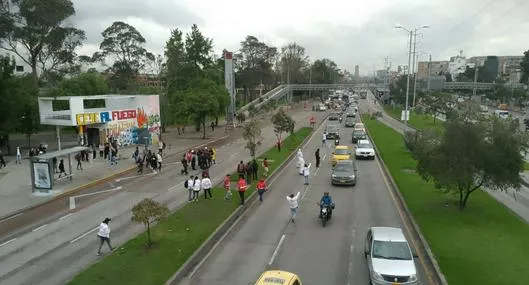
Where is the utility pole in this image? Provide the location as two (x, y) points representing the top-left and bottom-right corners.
(411, 30), (418, 108)
(309, 63), (312, 98)
(473, 66), (478, 97)
(427, 54), (432, 92)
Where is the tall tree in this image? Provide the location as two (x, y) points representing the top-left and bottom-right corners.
(93, 21), (154, 91)
(422, 92), (455, 123)
(242, 118), (263, 158)
(279, 43), (309, 84)
(0, 0), (85, 81)
(184, 24), (213, 83)
(521, 50), (529, 84)
(271, 108), (295, 151)
(53, 71), (109, 96)
(308, 58), (340, 84)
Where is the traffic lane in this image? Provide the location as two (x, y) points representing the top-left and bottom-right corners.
(269, 141), (430, 284)
(188, 117), (328, 285)
(0, 110), (322, 285)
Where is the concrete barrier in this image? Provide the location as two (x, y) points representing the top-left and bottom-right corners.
(165, 114), (329, 285)
(361, 115), (448, 285)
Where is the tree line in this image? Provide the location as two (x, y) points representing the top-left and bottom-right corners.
(0, 0), (344, 150)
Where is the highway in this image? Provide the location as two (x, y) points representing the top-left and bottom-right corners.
(186, 106), (433, 285)
(0, 109), (325, 285)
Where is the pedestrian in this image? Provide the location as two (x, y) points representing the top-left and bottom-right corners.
(75, 152), (83, 170)
(92, 145), (97, 159)
(296, 149), (304, 168)
(212, 147), (217, 164)
(156, 152), (163, 172)
(237, 175), (247, 205)
(181, 155), (188, 175)
(302, 163), (312, 185)
(237, 161), (246, 179)
(298, 156), (305, 175)
(186, 175), (194, 202)
(136, 155), (144, 174)
(315, 148), (320, 168)
(322, 132), (327, 147)
(133, 146), (139, 161)
(246, 161), (253, 184)
(224, 174), (232, 200)
(286, 192), (301, 223)
(202, 174), (213, 199)
(158, 140), (164, 156)
(192, 176), (201, 202)
(0, 151), (6, 168)
(211, 121), (215, 131)
(16, 146), (21, 164)
(99, 144), (104, 158)
(257, 177), (267, 202)
(252, 159), (259, 180)
(262, 158), (269, 177)
(191, 151), (196, 170)
(96, 217), (114, 256)
(58, 159), (66, 177)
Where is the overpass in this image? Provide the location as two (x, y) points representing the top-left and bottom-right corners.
(443, 81), (525, 91)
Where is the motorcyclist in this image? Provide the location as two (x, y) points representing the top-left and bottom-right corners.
(319, 192), (334, 218)
(339, 116), (343, 123)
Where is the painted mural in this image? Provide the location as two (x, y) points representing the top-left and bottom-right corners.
(76, 95), (161, 147)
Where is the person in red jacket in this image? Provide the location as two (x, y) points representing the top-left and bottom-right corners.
(237, 175), (248, 205)
(256, 178), (267, 202)
(224, 174), (232, 200)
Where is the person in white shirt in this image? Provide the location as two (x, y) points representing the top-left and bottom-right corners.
(302, 163), (312, 185)
(201, 175), (213, 199)
(298, 157), (305, 175)
(156, 152), (163, 172)
(97, 217), (113, 256)
(322, 133), (327, 147)
(16, 146), (21, 164)
(296, 149), (304, 168)
(186, 175), (194, 202)
(192, 176), (201, 202)
(286, 192), (301, 223)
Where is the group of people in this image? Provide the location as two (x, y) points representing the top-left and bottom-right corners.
(295, 149), (312, 185)
(180, 147), (216, 175)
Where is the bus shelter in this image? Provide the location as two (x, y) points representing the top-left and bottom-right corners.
(30, 146), (89, 193)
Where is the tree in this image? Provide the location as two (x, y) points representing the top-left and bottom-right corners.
(53, 71), (109, 96)
(521, 50), (529, 84)
(271, 108), (295, 151)
(184, 24), (213, 83)
(0, 55), (21, 153)
(93, 21), (154, 91)
(164, 28), (186, 92)
(131, 198), (169, 247)
(422, 92), (455, 123)
(389, 75), (408, 105)
(278, 43), (309, 84)
(242, 118), (263, 158)
(413, 111), (526, 210)
(0, 0), (85, 81)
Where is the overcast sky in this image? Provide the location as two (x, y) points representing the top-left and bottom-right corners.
(69, 0), (529, 75)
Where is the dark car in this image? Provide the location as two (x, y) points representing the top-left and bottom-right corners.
(329, 113), (340, 121)
(331, 159), (357, 186)
(352, 129), (367, 143)
(325, 125), (340, 140)
(344, 117), (355, 127)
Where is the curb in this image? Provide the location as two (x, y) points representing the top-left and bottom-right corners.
(361, 115), (448, 285)
(165, 114), (328, 285)
(0, 135), (231, 223)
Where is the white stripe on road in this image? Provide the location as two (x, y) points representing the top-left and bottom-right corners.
(0, 238), (17, 247)
(322, 153), (327, 160)
(70, 227), (98, 244)
(115, 172), (157, 182)
(59, 213), (73, 220)
(32, 224), (48, 232)
(0, 213), (23, 223)
(313, 167), (320, 176)
(268, 234), (286, 265)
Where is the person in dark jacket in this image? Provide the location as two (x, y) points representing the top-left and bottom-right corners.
(251, 159), (259, 180)
(246, 161), (253, 184)
(315, 148), (321, 168)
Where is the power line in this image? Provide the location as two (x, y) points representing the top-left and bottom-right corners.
(448, 0), (497, 32)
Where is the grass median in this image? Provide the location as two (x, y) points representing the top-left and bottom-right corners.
(67, 127), (313, 285)
(384, 106), (444, 133)
(362, 115), (529, 285)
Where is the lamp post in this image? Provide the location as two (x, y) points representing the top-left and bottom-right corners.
(395, 25), (429, 130)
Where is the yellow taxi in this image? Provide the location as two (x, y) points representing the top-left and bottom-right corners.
(255, 270), (302, 285)
(331, 145), (353, 166)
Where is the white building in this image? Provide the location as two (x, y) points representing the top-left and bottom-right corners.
(448, 51), (468, 77)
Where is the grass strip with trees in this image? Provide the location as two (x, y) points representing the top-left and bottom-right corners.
(66, 127), (313, 285)
(362, 115), (529, 285)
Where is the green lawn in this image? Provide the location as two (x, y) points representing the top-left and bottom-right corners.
(67, 127), (313, 285)
(363, 115), (529, 285)
(384, 106), (444, 134)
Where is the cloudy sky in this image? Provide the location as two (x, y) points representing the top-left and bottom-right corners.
(69, 0), (529, 75)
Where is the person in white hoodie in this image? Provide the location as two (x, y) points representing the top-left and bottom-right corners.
(201, 174), (213, 199)
(296, 149), (304, 168)
(186, 175), (194, 202)
(97, 217), (113, 256)
(286, 192), (301, 223)
(302, 163), (312, 185)
(192, 176), (201, 202)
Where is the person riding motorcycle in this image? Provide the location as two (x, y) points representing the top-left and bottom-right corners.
(339, 116), (343, 123)
(319, 192), (334, 218)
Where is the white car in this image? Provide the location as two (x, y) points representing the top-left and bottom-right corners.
(355, 139), (375, 160)
(353, 123), (365, 132)
(318, 103), (327, 111)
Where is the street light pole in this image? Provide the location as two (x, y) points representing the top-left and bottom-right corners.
(411, 30), (418, 108)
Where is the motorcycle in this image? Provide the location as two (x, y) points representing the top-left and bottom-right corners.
(339, 116), (343, 123)
(318, 203), (334, 227)
(334, 139), (340, 146)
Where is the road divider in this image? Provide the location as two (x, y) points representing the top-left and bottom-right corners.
(0, 238), (16, 247)
(268, 234), (286, 266)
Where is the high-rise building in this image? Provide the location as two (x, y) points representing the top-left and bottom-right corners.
(354, 65), (359, 77)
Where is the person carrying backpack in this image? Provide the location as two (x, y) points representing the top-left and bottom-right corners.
(237, 161), (246, 179)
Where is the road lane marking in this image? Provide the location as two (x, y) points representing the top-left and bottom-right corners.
(115, 172), (157, 182)
(268, 234), (286, 265)
(32, 224), (48, 232)
(375, 157), (437, 285)
(59, 213), (73, 220)
(0, 213), (23, 223)
(313, 167), (320, 176)
(0, 238), (16, 247)
(70, 227), (98, 244)
(347, 242), (355, 285)
(322, 153), (327, 160)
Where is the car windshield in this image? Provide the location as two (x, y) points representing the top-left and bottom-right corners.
(372, 240), (412, 260)
(357, 142), (371, 149)
(334, 163), (354, 172)
(335, 149), (351, 155)
(353, 131), (365, 137)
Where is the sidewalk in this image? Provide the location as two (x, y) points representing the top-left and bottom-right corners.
(0, 124), (232, 219)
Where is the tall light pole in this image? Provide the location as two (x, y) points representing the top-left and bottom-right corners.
(411, 27), (429, 108)
(395, 25), (429, 130)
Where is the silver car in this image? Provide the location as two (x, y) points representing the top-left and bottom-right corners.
(364, 227), (419, 285)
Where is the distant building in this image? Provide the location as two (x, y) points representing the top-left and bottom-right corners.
(448, 51), (467, 77)
(354, 65), (359, 78)
(417, 61), (449, 78)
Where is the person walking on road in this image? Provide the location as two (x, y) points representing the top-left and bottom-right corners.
(251, 159), (259, 181)
(302, 163), (312, 185)
(286, 192), (301, 223)
(75, 152), (83, 170)
(181, 154), (189, 175)
(224, 174), (232, 200)
(16, 146), (21, 164)
(262, 158), (269, 177)
(322, 133), (327, 148)
(237, 175), (248, 205)
(186, 175), (194, 202)
(315, 148), (321, 168)
(192, 176), (201, 202)
(237, 161), (246, 179)
(58, 159), (66, 177)
(257, 177), (267, 202)
(156, 152), (163, 172)
(97, 217), (114, 256)
(202, 174), (213, 199)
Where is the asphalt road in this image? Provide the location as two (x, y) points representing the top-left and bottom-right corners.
(0, 109), (325, 285)
(186, 111), (431, 285)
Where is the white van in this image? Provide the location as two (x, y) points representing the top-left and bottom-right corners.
(494, 109), (509, 119)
